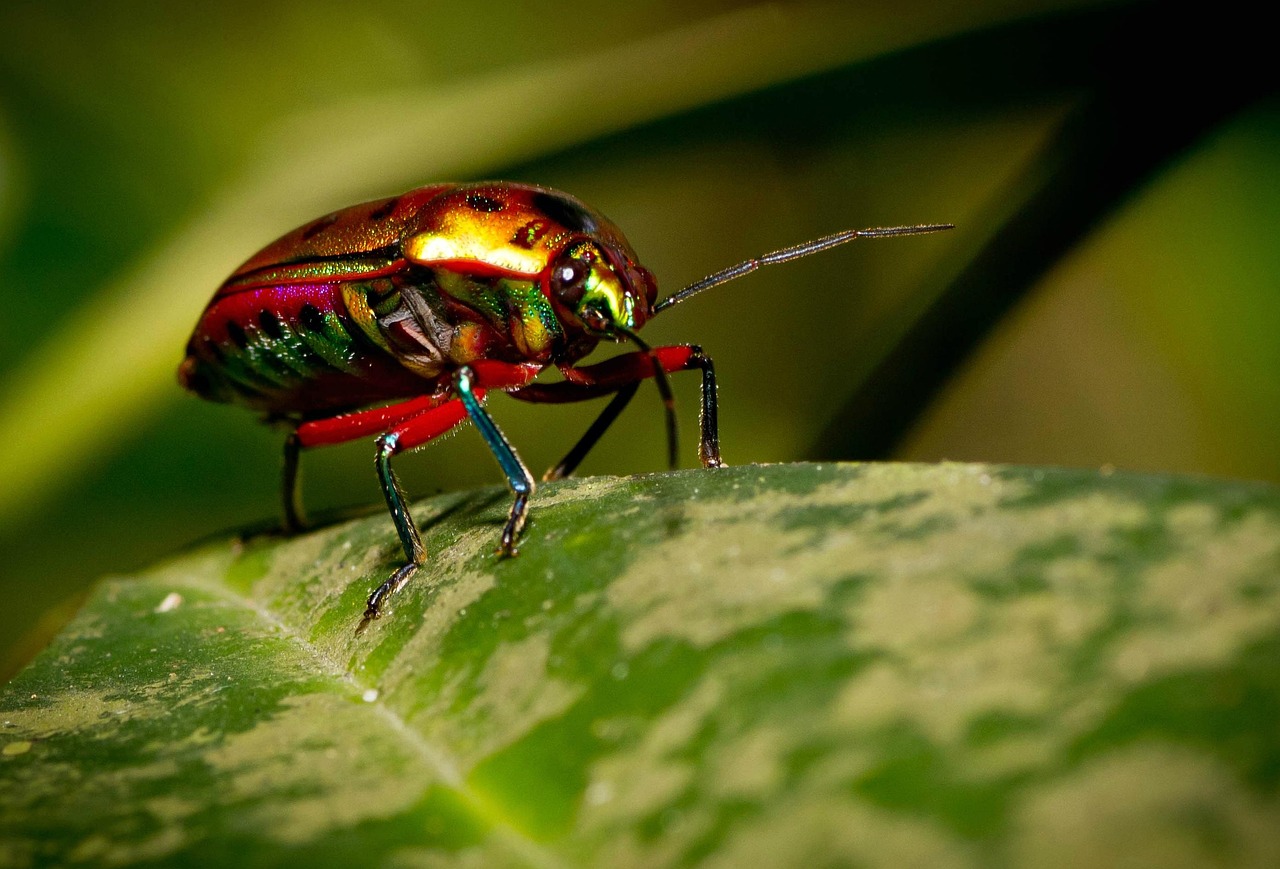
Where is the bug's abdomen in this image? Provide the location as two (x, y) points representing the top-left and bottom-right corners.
(180, 281), (434, 416)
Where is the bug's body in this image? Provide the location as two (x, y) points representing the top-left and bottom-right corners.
(181, 183), (648, 416)
(180, 180), (949, 631)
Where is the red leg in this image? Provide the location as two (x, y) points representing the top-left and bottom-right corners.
(295, 394), (447, 448)
(381, 394), (476, 451)
(554, 346), (699, 395)
(288, 362), (543, 631)
(466, 359), (544, 391)
(286, 362), (539, 536)
(508, 345), (702, 403)
(293, 361), (537, 449)
(508, 345), (722, 475)
(281, 393), (446, 531)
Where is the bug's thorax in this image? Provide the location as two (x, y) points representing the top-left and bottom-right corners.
(394, 182), (658, 361)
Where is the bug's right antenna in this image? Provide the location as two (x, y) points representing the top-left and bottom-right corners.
(652, 223), (953, 315)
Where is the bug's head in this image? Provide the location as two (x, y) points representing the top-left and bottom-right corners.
(544, 239), (657, 340)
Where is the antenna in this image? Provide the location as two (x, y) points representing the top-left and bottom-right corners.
(652, 223), (953, 315)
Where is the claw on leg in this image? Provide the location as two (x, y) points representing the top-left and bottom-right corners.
(498, 491), (530, 557)
(357, 561), (419, 635)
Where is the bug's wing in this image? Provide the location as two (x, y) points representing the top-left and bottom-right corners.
(217, 184), (456, 295)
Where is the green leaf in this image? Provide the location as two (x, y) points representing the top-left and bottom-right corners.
(4, 463), (1280, 866)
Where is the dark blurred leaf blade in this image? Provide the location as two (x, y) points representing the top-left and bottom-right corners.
(897, 98), (1280, 480)
(811, 3), (1277, 462)
(4, 463), (1280, 865)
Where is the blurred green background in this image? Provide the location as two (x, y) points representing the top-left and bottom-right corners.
(0, 0), (1274, 678)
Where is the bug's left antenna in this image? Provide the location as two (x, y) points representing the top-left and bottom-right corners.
(652, 223), (953, 315)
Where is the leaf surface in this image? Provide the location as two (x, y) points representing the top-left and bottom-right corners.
(4, 462), (1280, 867)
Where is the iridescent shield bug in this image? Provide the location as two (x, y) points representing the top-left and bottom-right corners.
(180, 181), (949, 630)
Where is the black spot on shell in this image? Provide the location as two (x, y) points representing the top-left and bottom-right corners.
(258, 311), (285, 339)
(369, 197), (399, 220)
(333, 313), (365, 345)
(365, 278), (398, 305)
(532, 191), (598, 234)
(299, 303), (329, 333)
(226, 321), (250, 349)
(465, 193), (505, 213)
(302, 212), (340, 240)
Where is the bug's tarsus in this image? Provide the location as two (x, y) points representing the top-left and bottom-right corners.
(358, 562), (417, 635)
(500, 491), (531, 556)
(652, 223), (954, 314)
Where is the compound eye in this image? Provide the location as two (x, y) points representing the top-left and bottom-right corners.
(548, 256), (589, 307)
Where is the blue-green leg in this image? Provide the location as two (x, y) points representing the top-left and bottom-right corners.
(355, 430), (430, 633)
(454, 365), (535, 556)
(356, 398), (473, 631)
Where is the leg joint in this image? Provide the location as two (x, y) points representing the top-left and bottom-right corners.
(685, 345), (713, 369)
(375, 431), (400, 459)
(452, 364), (476, 394)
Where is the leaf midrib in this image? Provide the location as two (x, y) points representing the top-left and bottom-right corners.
(161, 565), (571, 869)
